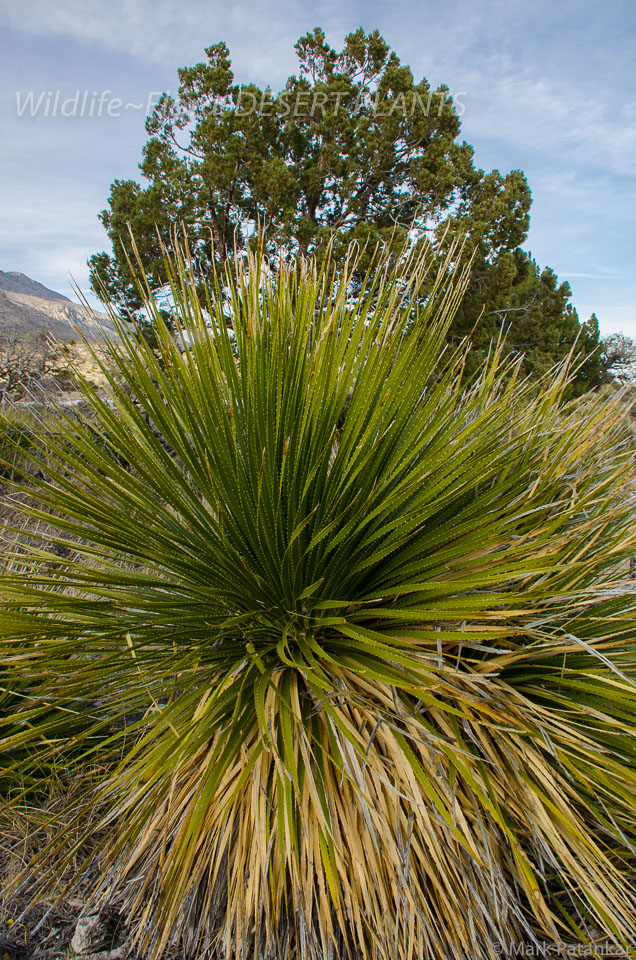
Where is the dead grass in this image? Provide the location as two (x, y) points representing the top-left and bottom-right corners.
(0, 771), (111, 959)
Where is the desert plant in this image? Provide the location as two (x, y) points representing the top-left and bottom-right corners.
(1, 239), (636, 960)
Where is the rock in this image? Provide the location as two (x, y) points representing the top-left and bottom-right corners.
(70, 912), (130, 959)
(71, 914), (102, 954)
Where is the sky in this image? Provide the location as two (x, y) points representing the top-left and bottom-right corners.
(0, 0), (634, 336)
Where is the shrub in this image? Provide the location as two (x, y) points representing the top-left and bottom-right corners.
(0, 406), (38, 482)
(1, 240), (636, 960)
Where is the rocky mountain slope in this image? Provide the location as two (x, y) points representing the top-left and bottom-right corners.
(0, 269), (71, 302)
(0, 269), (117, 342)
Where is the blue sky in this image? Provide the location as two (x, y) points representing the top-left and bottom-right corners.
(0, 0), (634, 336)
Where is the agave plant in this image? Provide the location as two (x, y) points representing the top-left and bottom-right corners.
(1, 239), (636, 960)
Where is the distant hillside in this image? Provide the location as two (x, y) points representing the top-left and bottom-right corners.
(0, 270), (117, 343)
(0, 269), (71, 303)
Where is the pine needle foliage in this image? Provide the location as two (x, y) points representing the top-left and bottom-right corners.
(1, 239), (636, 960)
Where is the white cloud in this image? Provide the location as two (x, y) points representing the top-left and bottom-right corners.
(560, 272), (626, 280)
(0, 0), (349, 78)
(449, 56), (636, 179)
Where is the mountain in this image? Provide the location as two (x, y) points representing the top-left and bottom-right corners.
(0, 270), (71, 303)
(0, 270), (117, 342)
